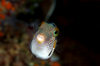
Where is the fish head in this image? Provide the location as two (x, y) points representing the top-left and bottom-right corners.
(30, 22), (59, 59)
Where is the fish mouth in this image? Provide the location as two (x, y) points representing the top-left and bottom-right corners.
(47, 39), (56, 56)
(30, 37), (56, 59)
(48, 49), (53, 56)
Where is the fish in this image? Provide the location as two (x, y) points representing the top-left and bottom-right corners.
(30, 22), (59, 59)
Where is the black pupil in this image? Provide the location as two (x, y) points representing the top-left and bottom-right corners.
(55, 31), (58, 34)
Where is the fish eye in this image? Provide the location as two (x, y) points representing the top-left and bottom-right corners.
(52, 23), (56, 27)
(54, 30), (59, 37)
(54, 27), (59, 37)
(55, 31), (58, 34)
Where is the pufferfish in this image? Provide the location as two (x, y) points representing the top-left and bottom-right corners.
(30, 22), (59, 59)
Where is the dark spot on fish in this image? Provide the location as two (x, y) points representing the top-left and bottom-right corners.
(52, 23), (56, 27)
(48, 50), (52, 56)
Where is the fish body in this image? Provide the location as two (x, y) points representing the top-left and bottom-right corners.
(30, 22), (59, 59)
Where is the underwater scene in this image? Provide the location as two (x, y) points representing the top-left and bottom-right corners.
(0, 0), (100, 66)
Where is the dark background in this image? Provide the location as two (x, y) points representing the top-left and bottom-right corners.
(0, 0), (100, 66)
(48, 0), (100, 65)
(51, 0), (100, 53)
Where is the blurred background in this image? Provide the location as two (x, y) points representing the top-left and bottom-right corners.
(0, 0), (100, 66)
